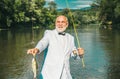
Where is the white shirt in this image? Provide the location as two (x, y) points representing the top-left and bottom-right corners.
(36, 29), (76, 79)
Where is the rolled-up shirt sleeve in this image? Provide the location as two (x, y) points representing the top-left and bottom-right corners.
(35, 30), (49, 54)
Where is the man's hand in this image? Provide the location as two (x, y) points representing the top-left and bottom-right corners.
(27, 48), (39, 55)
(77, 48), (84, 57)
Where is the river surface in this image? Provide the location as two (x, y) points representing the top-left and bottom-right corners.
(0, 25), (120, 79)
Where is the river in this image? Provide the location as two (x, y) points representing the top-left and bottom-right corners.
(0, 25), (120, 79)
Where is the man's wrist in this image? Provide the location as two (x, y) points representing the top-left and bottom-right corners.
(35, 48), (40, 53)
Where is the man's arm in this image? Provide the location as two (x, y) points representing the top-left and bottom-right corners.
(27, 30), (49, 55)
(71, 36), (84, 58)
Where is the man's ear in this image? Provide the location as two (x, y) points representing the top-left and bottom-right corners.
(66, 22), (69, 27)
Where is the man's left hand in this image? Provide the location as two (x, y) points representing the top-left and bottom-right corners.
(77, 48), (84, 56)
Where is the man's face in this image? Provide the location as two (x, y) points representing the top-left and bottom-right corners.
(55, 16), (68, 32)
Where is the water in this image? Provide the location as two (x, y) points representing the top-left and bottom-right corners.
(0, 26), (120, 79)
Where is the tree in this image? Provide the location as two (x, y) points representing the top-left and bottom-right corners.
(95, 0), (120, 29)
(0, 0), (15, 27)
(0, 0), (57, 28)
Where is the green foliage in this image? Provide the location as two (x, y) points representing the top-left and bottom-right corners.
(2, 0), (120, 29)
(0, 0), (57, 28)
(114, 3), (120, 17)
(95, 0), (120, 29)
(60, 8), (99, 28)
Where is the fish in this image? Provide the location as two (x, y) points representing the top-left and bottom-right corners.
(32, 54), (38, 79)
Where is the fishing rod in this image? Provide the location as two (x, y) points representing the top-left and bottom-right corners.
(65, 0), (85, 68)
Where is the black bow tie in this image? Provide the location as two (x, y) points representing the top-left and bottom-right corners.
(58, 32), (65, 36)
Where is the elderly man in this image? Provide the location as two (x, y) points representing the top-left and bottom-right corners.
(27, 15), (84, 79)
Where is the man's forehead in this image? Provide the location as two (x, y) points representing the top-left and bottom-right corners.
(56, 16), (67, 21)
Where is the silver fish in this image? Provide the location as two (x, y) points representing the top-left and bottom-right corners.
(32, 55), (38, 79)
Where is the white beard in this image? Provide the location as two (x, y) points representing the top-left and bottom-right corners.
(55, 26), (67, 33)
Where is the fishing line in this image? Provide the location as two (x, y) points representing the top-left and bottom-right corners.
(65, 0), (85, 68)
(31, 11), (35, 44)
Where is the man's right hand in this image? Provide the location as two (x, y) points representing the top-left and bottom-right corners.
(27, 48), (39, 55)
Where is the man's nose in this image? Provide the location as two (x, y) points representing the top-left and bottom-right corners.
(59, 22), (63, 25)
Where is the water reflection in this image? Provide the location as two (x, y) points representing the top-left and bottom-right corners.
(99, 30), (120, 79)
(0, 29), (44, 79)
(70, 26), (109, 79)
(0, 26), (120, 79)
